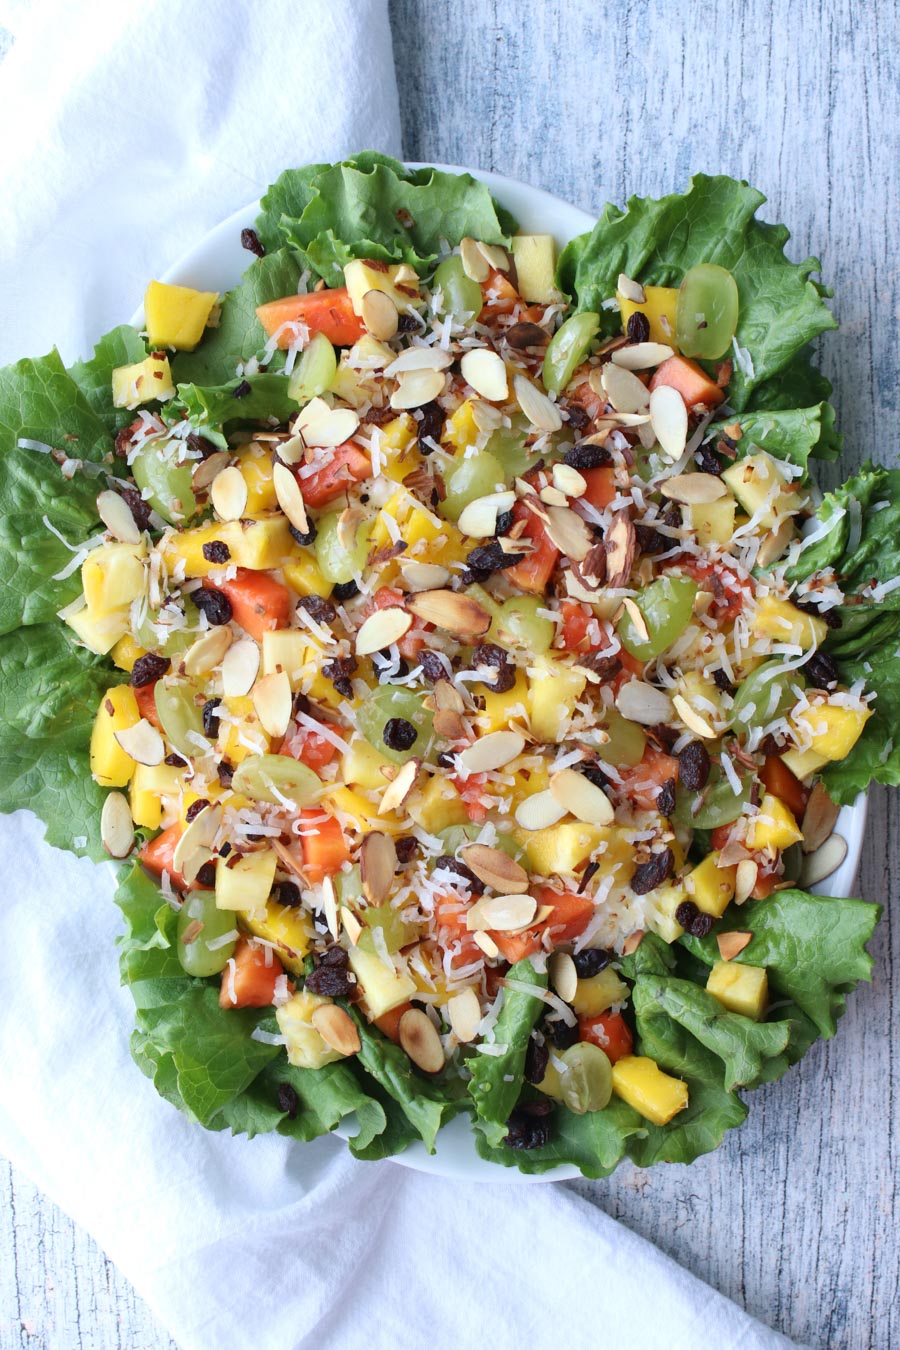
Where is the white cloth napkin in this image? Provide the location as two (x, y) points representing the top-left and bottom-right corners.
(0, 4), (800, 1346)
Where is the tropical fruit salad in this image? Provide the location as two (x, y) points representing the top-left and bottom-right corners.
(2, 155), (895, 1176)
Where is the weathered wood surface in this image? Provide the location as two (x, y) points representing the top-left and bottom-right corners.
(1, 1), (898, 1346)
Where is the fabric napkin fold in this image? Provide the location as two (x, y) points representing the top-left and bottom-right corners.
(0, 2), (800, 1345)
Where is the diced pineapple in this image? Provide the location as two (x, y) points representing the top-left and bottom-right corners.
(260, 630), (309, 688)
(748, 793), (803, 851)
(282, 551), (331, 598)
(144, 280), (218, 351)
(66, 603), (130, 655)
(347, 946), (417, 1019)
(276, 990), (344, 1069)
(111, 353), (175, 408)
(675, 669), (726, 728)
(644, 882), (689, 943)
(369, 489), (442, 553)
(707, 960), (768, 1020)
(110, 632), (146, 673)
(511, 234), (558, 303)
(406, 773), (469, 833)
(343, 259), (421, 315)
(781, 745), (829, 780)
(752, 594), (827, 651)
(90, 685), (141, 787)
(215, 849), (278, 916)
(523, 822), (630, 879)
(690, 496), (736, 547)
(327, 785), (405, 835)
(477, 669), (530, 734)
(611, 1054), (689, 1125)
(617, 285), (679, 346)
(791, 701), (872, 762)
(528, 660), (586, 742)
(241, 899), (314, 975)
(341, 738), (395, 793)
(162, 517), (293, 578)
(443, 398), (479, 453)
(82, 541), (147, 615)
(238, 450), (278, 516)
(231, 516), (295, 571)
(721, 453), (795, 530)
(130, 761), (186, 828)
(217, 694), (270, 764)
(331, 336), (397, 409)
(571, 967), (629, 1016)
(685, 851), (737, 918)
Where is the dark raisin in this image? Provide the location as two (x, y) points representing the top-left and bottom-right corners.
(634, 522), (666, 554)
(277, 1083), (299, 1119)
(494, 509), (515, 536)
(663, 504), (682, 529)
(563, 403), (590, 431)
(165, 752), (188, 768)
(331, 579), (359, 602)
(275, 881), (302, 908)
(202, 698), (222, 737)
(120, 486), (152, 531)
(322, 656), (357, 700)
(380, 657), (410, 684)
(542, 1016), (579, 1050)
(186, 432), (219, 458)
(305, 947), (352, 997)
(195, 862), (217, 888)
(793, 598), (842, 631)
(675, 900), (699, 929)
(397, 312), (421, 333)
(436, 750), (455, 769)
(631, 847), (674, 895)
(298, 594), (336, 624)
(289, 521), (318, 547)
(690, 912), (715, 938)
(433, 855), (484, 894)
(420, 650), (450, 683)
(217, 760), (234, 787)
(241, 227), (265, 257)
(202, 540), (231, 564)
(459, 566), (491, 586)
(649, 722), (680, 753)
(626, 311), (651, 344)
(465, 540), (524, 574)
(504, 321), (548, 350)
(576, 652), (622, 682)
(394, 836), (419, 865)
(517, 1097), (553, 1118)
(185, 798), (209, 824)
(565, 443), (611, 471)
(678, 740), (711, 791)
(219, 842), (232, 859)
(572, 947), (611, 978)
(130, 653), (171, 687)
(657, 777), (677, 817)
(193, 588), (233, 626)
(712, 668), (734, 694)
(416, 401), (445, 452)
(577, 859), (600, 894)
(805, 651), (839, 690)
(232, 379), (252, 398)
(505, 1107), (552, 1151)
(472, 642), (516, 693)
(524, 1037), (549, 1085)
(580, 762), (609, 790)
(695, 444), (722, 476)
(383, 717), (417, 751)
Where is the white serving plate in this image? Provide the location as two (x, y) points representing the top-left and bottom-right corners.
(147, 165), (866, 1183)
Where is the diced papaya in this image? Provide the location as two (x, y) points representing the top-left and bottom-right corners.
(297, 443), (371, 508)
(578, 1011), (634, 1064)
(760, 755), (808, 822)
(219, 935), (284, 1008)
(650, 356), (724, 410)
(299, 810), (349, 883)
(504, 507), (560, 593)
(203, 567), (292, 640)
(256, 287), (365, 348)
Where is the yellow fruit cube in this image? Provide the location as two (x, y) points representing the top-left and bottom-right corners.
(216, 849), (278, 917)
(326, 785), (405, 835)
(340, 738), (395, 793)
(748, 793), (803, 851)
(752, 595), (827, 651)
(260, 630), (309, 688)
(111, 353), (175, 408)
(611, 1054), (689, 1125)
(282, 550), (330, 598)
(707, 960), (768, 1020)
(217, 694), (271, 764)
(523, 822), (617, 878)
(644, 883), (689, 944)
(510, 234), (558, 303)
(347, 946), (416, 1019)
(571, 968), (629, 1016)
(477, 669), (530, 734)
(343, 259), (421, 314)
(536, 1059), (565, 1101)
(406, 773), (469, 833)
(721, 454), (795, 530)
(231, 516), (294, 571)
(443, 398), (479, 452)
(144, 280), (218, 351)
(82, 541), (147, 616)
(791, 701), (872, 762)
(276, 991), (344, 1069)
(66, 603), (130, 655)
(617, 285), (679, 346)
(90, 685), (141, 787)
(129, 761), (186, 829)
(690, 496), (736, 547)
(528, 660), (586, 742)
(110, 633), (146, 673)
(781, 745), (829, 781)
(685, 851), (737, 918)
(238, 451), (278, 516)
(241, 899), (313, 975)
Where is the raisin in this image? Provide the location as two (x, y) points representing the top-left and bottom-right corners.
(712, 668), (734, 694)
(690, 912), (715, 938)
(805, 651), (839, 689)
(504, 321), (548, 350)
(114, 427), (135, 458)
(436, 750), (456, 769)
(305, 947), (352, 997)
(524, 1037), (549, 1085)
(202, 540), (231, 564)
(185, 798), (209, 823)
(626, 311), (651, 344)
(165, 752), (188, 768)
(130, 653), (171, 687)
(331, 580), (359, 602)
(505, 1107), (552, 1151)
(695, 444), (722, 476)
(580, 762), (609, 790)
(275, 881), (302, 908)
(572, 948), (611, 978)
(289, 521), (318, 547)
(232, 379), (252, 398)
(193, 588), (233, 626)
(394, 836), (419, 865)
(217, 760), (234, 787)
(542, 1015), (579, 1050)
(202, 698), (222, 737)
(631, 847), (674, 895)
(465, 540), (524, 574)
(219, 842), (232, 859)
(634, 522), (666, 555)
(277, 1083), (299, 1119)
(420, 650), (450, 683)
(416, 401), (445, 452)
(383, 717), (417, 751)
(298, 595), (336, 624)
(679, 740), (711, 791)
(186, 432), (219, 459)
(195, 862), (217, 888)
(120, 486), (152, 531)
(322, 656), (357, 700)
(459, 566), (491, 586)
(241, 227), (265, 257)
(794, 597), (842, 631)
(494, 509), (515, 536)
(576, 652), (622, 682)
(564, 403), (591, 432)
(472, 642), (516, 693)
(433, 855), (484, 894)
(657, 777), (676, 817)
(397, 312), (421, 334)
(565, 443), (611, 471)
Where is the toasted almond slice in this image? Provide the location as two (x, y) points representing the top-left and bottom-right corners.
(617, 273), (645, 303)
(661, 473), (728, 505)
(605, 510), (637, 588)
(433, 679), (465, 713)
(385, 347), (454, 376)
(271, 838), (305, 881)
(252, 671), (293, 737)
(458, 729), (525, 774)
(114, 718), (165, 766)
(477, 241), (510, 272)
(755, 516), (796, 567)
(621, 929), (644, 956)
(312, 1003), (361, 1057)
(543, 504), (593, 561)
(460, 236), (491, 282)
(801, 782), (841, 854)
(390, 367), (447, 410)
(277, 433), (307, 466)
(600, 363), (651, 414)
(672, 694), (717, 739)
(467, 893), (537, 932)
(210, 465), (248, 521)
(549, 951), (578, 1003)
(181, 845), (215, 886)
(172, 802), (223, 873)
(340, 906), (363, 946)
(615, 680), (675, 726)
(183, 624), (233, 677)
(406, 589), (491, 637)
(458, 490), (516, 539)
(446, 987), (482, 1043)
(100, 791), (135, 858)
(472, 929), (500, 959)
(361, 288), (399, 341)
(637, 419), (658, 450)
(322, 875), (339, 939)
(295, 398), (360, 448)
(355, 606), (412, 656)
(222, 638), (261, 698)
(470, 399), (505, 434)
(622, 597), (649, 641)
(461, 348), (509, 402)
(734, 858), (758, 904)
(514, 373), (563, 432)
(717, 930), (752, 961)
(514, 789), (568, 831)
(800, 833), (848, 888)
(532, 904), (555, 925)
(550, 768), (614, 825)
(398, 1008), (445, 1073)
(360, 830), (398, 905)
(378, 758), (420, 815)
(611, 342), (675, 371)
(461, 843), (530, 894)
(649, 385), (688, 460)
(433, 709), (467, 739)
(552, 462), (587, 497)
(539, 486), (569, 507)
(336, 506), (366, 553)
(191, 450), (232, 491)
(97, 489), (141, 543)
(273, 461), (310, 533)
(400, 561), (451, 591)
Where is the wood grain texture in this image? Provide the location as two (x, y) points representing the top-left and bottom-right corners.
(2, 1), (898, 1347)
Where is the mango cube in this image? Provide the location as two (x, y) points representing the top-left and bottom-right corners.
(111, 353), (175, 408)
(406, 773), (469, 833)
(443, 399), (479, 453)
(748, 793), (803, 851)
(722, 454), (794, 530)
(110, 632), (146, 674)
(781, 745), (829, 781)
(238, 451), (278, 516)
(90, 685), (141, 787)
(341, 738), (396, 793)
(82, 541), (147, 616)
(571, 967), (629, 1016)
(752, 594), (827, 651)
(707, 960), (768, 1020)
(347, 946), (416, 1019)
(644, 882), (689, 944)
(215, 849), (278, 917)
(685, 851), (737, 918)
(528, 660), (586, 742)
(282, 550), (331, 598)
(611, 1055), (689, 1125)
(791, 701), (872, 762)
(343, 259), (421, 315)
(617, 285), (678, 346)
(144, 280), (218, 351)
(477, 669), (530, 734)
(690, 496), (736, 547)
(242, 899), (314, 975)
(129, 761), (186, 829)
(276, 990), (343, 1069)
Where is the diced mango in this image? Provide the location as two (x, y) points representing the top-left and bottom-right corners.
(523, 822), (630, 880)
(282, 550), (331, 598)
(528, 660), (586, 742)
(326, 785), (406, 835)
(90, 685), (141, 788)
(791, 701), (872, 763)
(721, 453), (795, 530)
(341, 738), (395, 793)
(111, 353), (175, 408)
(276, 990), (343, 1069)
(477, 669), (530, 734)
(406, 773), (469, 833)
(690, 496), (736, 547)
(343, 259), (421, 315)
(369, 489), (443, 553)
(617, 285), (679, 347)
(685, 851), (737, 918)
(217, 694), (271, 764)
(129, 761), (186, 829)
(82, 541), (147, 616)
(144, 280), (218, 351)
(110, 632), (146, 673)
(644, 882), (689, 944)
(611, 1054), (689, 1125)
(216, 849), (278, 917)
(748, 793), (803, 851)
(238, 450), (278, 516)
(347, 946), (417, 1019)
(443, 398), (479, 453)
(511, 234), (558, 304)
(707, 960), (768, 1020)
(571, 968), (629, 1016)
(536, 1059), (565, 1101)
(162, 517), (294, 578)
(752, 595), (827, 651)
(241, 899), (314, 975)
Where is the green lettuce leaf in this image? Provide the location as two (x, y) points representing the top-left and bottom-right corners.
(176, 372), (299, 429)
(352, 1012), (461, 1153)
(69, 326), (148, 434)
(468, 959), (548, 1147)
(474, 1095), (645, 1179)
(709, 401), (840, 469)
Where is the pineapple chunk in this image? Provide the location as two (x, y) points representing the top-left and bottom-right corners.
(690, 496), (736, 547)
(327, 785), (405, 835)
(369, 489), (442, 553)
(111, 353), (175, 408)
(110, 632), (146, 674)
(238, 450), (278, 516)
(82, 541), (147, 615)
(644, 882), (689, 944)
(66, 603), (130, 655)
(611, 1055), (689, 1125)
(343, 259), (421, 315)
(217, 694), (270, 764)
(791, 701), (872, 762)
(571, 968), (629, 1016)
(347, 946), (416, 1019)
(748, 793), (803, 851)
(90, 685), (141, 787)
(144, 280), (218, 351)
(511, 234), (558, 303)
(331, 336), (397, 409)
(752, 595), (827, 651)
(276, 990), (344, 1069)
(528, 660), (586, 742)
(282, 551), (331, 598)
(162, 517), (293, 578)
(261, 630), (309, 688)
(341, 738), (395, 793)
(406, 773), (469, 833)
(721, 453), (794, 530)
(685, 851), (737, 918)
(707, 960), (768, 1020)
(617, 285), (679, 346)
(241, 899), (313, 975)
(781, 745), (829, 780)
(477, 669), (530, 734)
(215, 849), (278, 916)
(523, 822), (627, 879)
(130, 761), (186, 828)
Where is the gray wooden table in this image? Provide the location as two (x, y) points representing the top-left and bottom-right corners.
(2, 1), (898, 1346)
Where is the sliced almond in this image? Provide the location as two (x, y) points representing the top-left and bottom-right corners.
(355, 606), (412, 656)
(548, 951), (578, 1003)
(472, 929), (500, 959)
(210, 465), (248, 521)
(661, 473), (729, 505)
(600, 363), (651, 414)
(617, 273), (645, 303)
(191, 450), (232, 491)
(400, 561), (451, 591)
(513, 373), (562, 432)
(717, 930), (752, 961)
(398, 1008), (445, 1074)
(360, 831), (398, 905)
(361, 289), (399, 341)
(312, 1003), (361, 1057)
(406, 589), (491, 638)
(477, 241), (510, 273)
(273, 462), (310, 534)
(277, 433), (307, 466)
(458, 729), (525, 774)
(460, 349), (508, 402)
(550, 768), (614, 825)
(543, 504), (593, 561)
(615, 680), (675, 726)
(458, 490), (516, 539)
(470, 399), (505, 434)
(340, 906), (363, 946)
(755, 516), (796, 568)
(622, 930), (645, 956)
(734, 858), (758, 904)
(461, 843), (530, 894)
(97, 489), (141, 543)
(649, 385), (688, 460)
(295, 399), (360, 448)
(800, 833), (848, 888)
(100, 791), (135, 858)
(222, 638), (261, 698)
(183, 624), (233, 677)
(446, 987), (482, 1043)
(459, 236), (491, 282)
(271, 838), (305, 881)
(252, 671), (293, 737)
(181, 846), (215, 886)
(390, 368), (447, 410)
(672, 694), (717, 739)
(114, 718), (165, 766)
(605, 511), (637, 588)
(378, 758), (420, 815)
(539, 486), (569, 507)
(336, 506), (367, 553)
(173, 803), (223, 873)
(433, 709), (467, 740)
(611, 342), (675, 371)
(622, 597), (649, 641)
(433, 679), (465, 713)
(801, 782), (841, 855)
(514, 789), (568, 831)
(552, 462), (587, 497)
(466, 893), (537, 932)
(384, 347), (454, 376)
